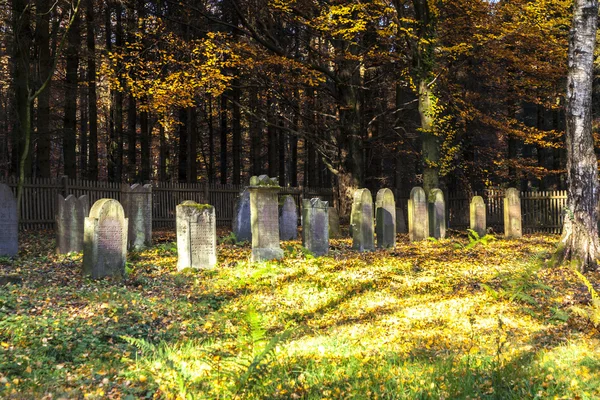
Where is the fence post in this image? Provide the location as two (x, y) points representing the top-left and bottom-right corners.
(60, 175), (69, 197)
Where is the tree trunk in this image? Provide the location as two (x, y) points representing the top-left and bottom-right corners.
(35, 0), (51, 178)
(220, 94), (228, 184)
(127, 94), (137, 180)
(187, 107), (198, 182)
(419, 80), (439, 194)
(249, 88), (262, 177)
(86, 0), (98, 180)
(178, 107), (188, 182)
(159, 124), (169, 181)
(79, 67), (88, 174)
(232, 83), (241, 184)
(267, 100), (278, 178)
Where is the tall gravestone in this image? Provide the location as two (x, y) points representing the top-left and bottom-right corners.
(428, 188), (446, 239)
(279, 195), (298, 240)
(249, 176), (283, 261)
(56, 194), (89, 254)
(470, 196), (486, 237)
(122, 184), (152, 250)
(83, 199), (128, 278)
(176, 201), (217, 270)
(232, 189), (252, 242)
(0, 184), (18, 257)
(350, 189), (375, 252)
(328, 207), (341, 238)
(375, 188), (396, 248)
(504, 188), (522, 238)
(408, 187), (429, 241)
(302, 198), (329, 256)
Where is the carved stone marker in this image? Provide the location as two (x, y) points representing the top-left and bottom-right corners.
(350, 189), (374, 252)
(122, 184), (152, 250)
(56, 194), (89, 254)
(279, 195), (298, 240)
(470, 196), (486, 237)
(176, 201), (217, 270)
(504, 188), (522, 238)
(375, 188), (396, 248)
(249, 176), (283, 261)
(302, 198), (329, 256)
(408, 187), (429, 241)
(83, 199), (128, 278)
(232, 189), (252, 242)
(0, 184), (18, 257)
(428, 188), (446, 239)
(328, 207), (341, 238)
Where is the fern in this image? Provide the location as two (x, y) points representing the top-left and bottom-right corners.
(571, 271), (600, 329)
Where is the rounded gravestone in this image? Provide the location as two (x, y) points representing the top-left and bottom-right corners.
(375, 188), (396, 248)
(470, 196), (486, 237)
(249, 176), (284, 262)
(0, 183), (18, 257)
(504, 188), (522, 238)
(408, 187), (429, 242)
(351, 189), (374, 252)
(279, 195), (298, 241)
(56, 194), (89, 254)
(122, 184), (152, 250)
(176, 201), (217, 270)
(428, 188), (446, 239)
(232, 189), (252, 242)
(302, 198), (329, 256)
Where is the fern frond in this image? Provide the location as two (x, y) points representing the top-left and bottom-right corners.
(121, 335), (157, 354)
(575, 271), (599, 302)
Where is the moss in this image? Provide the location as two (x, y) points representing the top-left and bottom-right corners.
(180, 203), (213, 210)
(250, 175), (280, 187)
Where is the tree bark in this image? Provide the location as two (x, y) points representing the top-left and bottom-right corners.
(62, 6), (80, 179)
(86, 0), (98, 180)
(35, 0), (51, 178)
(232, 83), (242, 185)
(220, 94), (228, 184)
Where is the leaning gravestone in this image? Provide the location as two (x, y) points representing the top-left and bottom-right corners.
(279, 195), (298, 240)
(470, 196), (486, 237)
(375, 188), (396, 248)
(249, 176), (283, 261)
(83, 199), (128, 278)
(428, 188), (446, 239)
(0, 184), (18, 257)
(328, 207), (341, 238)
(351, 189), (375, 252)
(408, 187), (429, 241)
(176, 201), (217, 270)
(121, 184), (152, 250)
(302, 198), (329, 256)
(504, 188), (522, 238)
(56, 194), (89, 254)
(232, 189), (252, 242)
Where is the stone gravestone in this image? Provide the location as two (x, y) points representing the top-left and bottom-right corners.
(122, 184), (152, 250)
(470, 196), (486, 237)
(350, 189), (375, 252)
(504, 188), (522, 238)
(428, 188), (446, 239)
(408, 187), (429, 241)
(176, 201), (217, 270)
(0, 184), (18, 257)
(396, 207), (407, 233)
(232, 189), (252, 242)
(302, 198), (329, 256)
(56, 194), (89, 254)
(279, 195), (298, 240)
(375, 188), (396, 248)
(328, 207), (341, 238)
(83, 199), (128, 278)
(249, 176), (284, 262)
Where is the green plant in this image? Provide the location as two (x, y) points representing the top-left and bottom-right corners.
(570, 270), (600, 332)
(219, 232), (238, 245)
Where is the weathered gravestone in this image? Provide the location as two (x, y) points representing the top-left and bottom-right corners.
(122, 184), (152, 250)
(504, 188), (522, 238)
(396, 206), (407, 233)
(56, 194), (89, 254)
(428, 188), (446, 239)
(408, 187), (429, 241)
(232, 189), (252, 242)
(83, 199), (128, 278)
(470, 196), (486, 237)
(279, 195), (298, 240)
(302, 198), (329, 256)
(249, 176), (283, 262)
(328, 207), (341, 238)
(0, 184), (18, 257)
(375, 188), (396, 248)
(350, 189), (375, 252)
(176, 201), (217, 270)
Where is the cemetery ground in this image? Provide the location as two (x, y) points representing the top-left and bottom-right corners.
(1, 231), (600, 399)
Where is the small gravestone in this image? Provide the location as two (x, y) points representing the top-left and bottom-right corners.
(232, 189), (252, 242)
(279, 195), (298, 240)
(408, 187), (429, 241)
(328, 207), (341, 238)
(351, 189), (375, 252)
(56, 194), (89, 254)
(504, 188), (522, 238)
(396, 207), (407, 233)
(470, 196), (486, 237)
(375, 188), (396, 248)
(249, 176), (283, 261)
(83, 199), (128, 278)
(122, 184), (152, 250)
(428, 189), (446, 239)
(176, 201), (217, 270)
(0, 184), (18, 257)
(302, 198), (329, 256)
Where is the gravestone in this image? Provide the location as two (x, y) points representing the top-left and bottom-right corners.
(375, 188), (396, 248)
(176, 201), (217, 270)
(232, 189), (252, 242)
(328, 207), (341, 238)
(396, 207), (407, 233)
(428, 188), (446, 239)
(83, 199), (128, 278)
(408, 187), (429, 241)
(0, 184), (18, 257)
(302, 198), (329, 256)
(470, 196), (486, 237)
(350, 188), (375, 252)
(122, 184), (152, 250)
(56, 194), (89, 254)
(279, 195), (298, 240)
(249, 176), (283, 261)
(504, 188), (522, 238)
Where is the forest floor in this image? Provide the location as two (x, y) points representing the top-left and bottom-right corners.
(1, 229), (600, 399)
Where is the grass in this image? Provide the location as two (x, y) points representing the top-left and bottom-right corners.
(0, 229), (599, 399)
